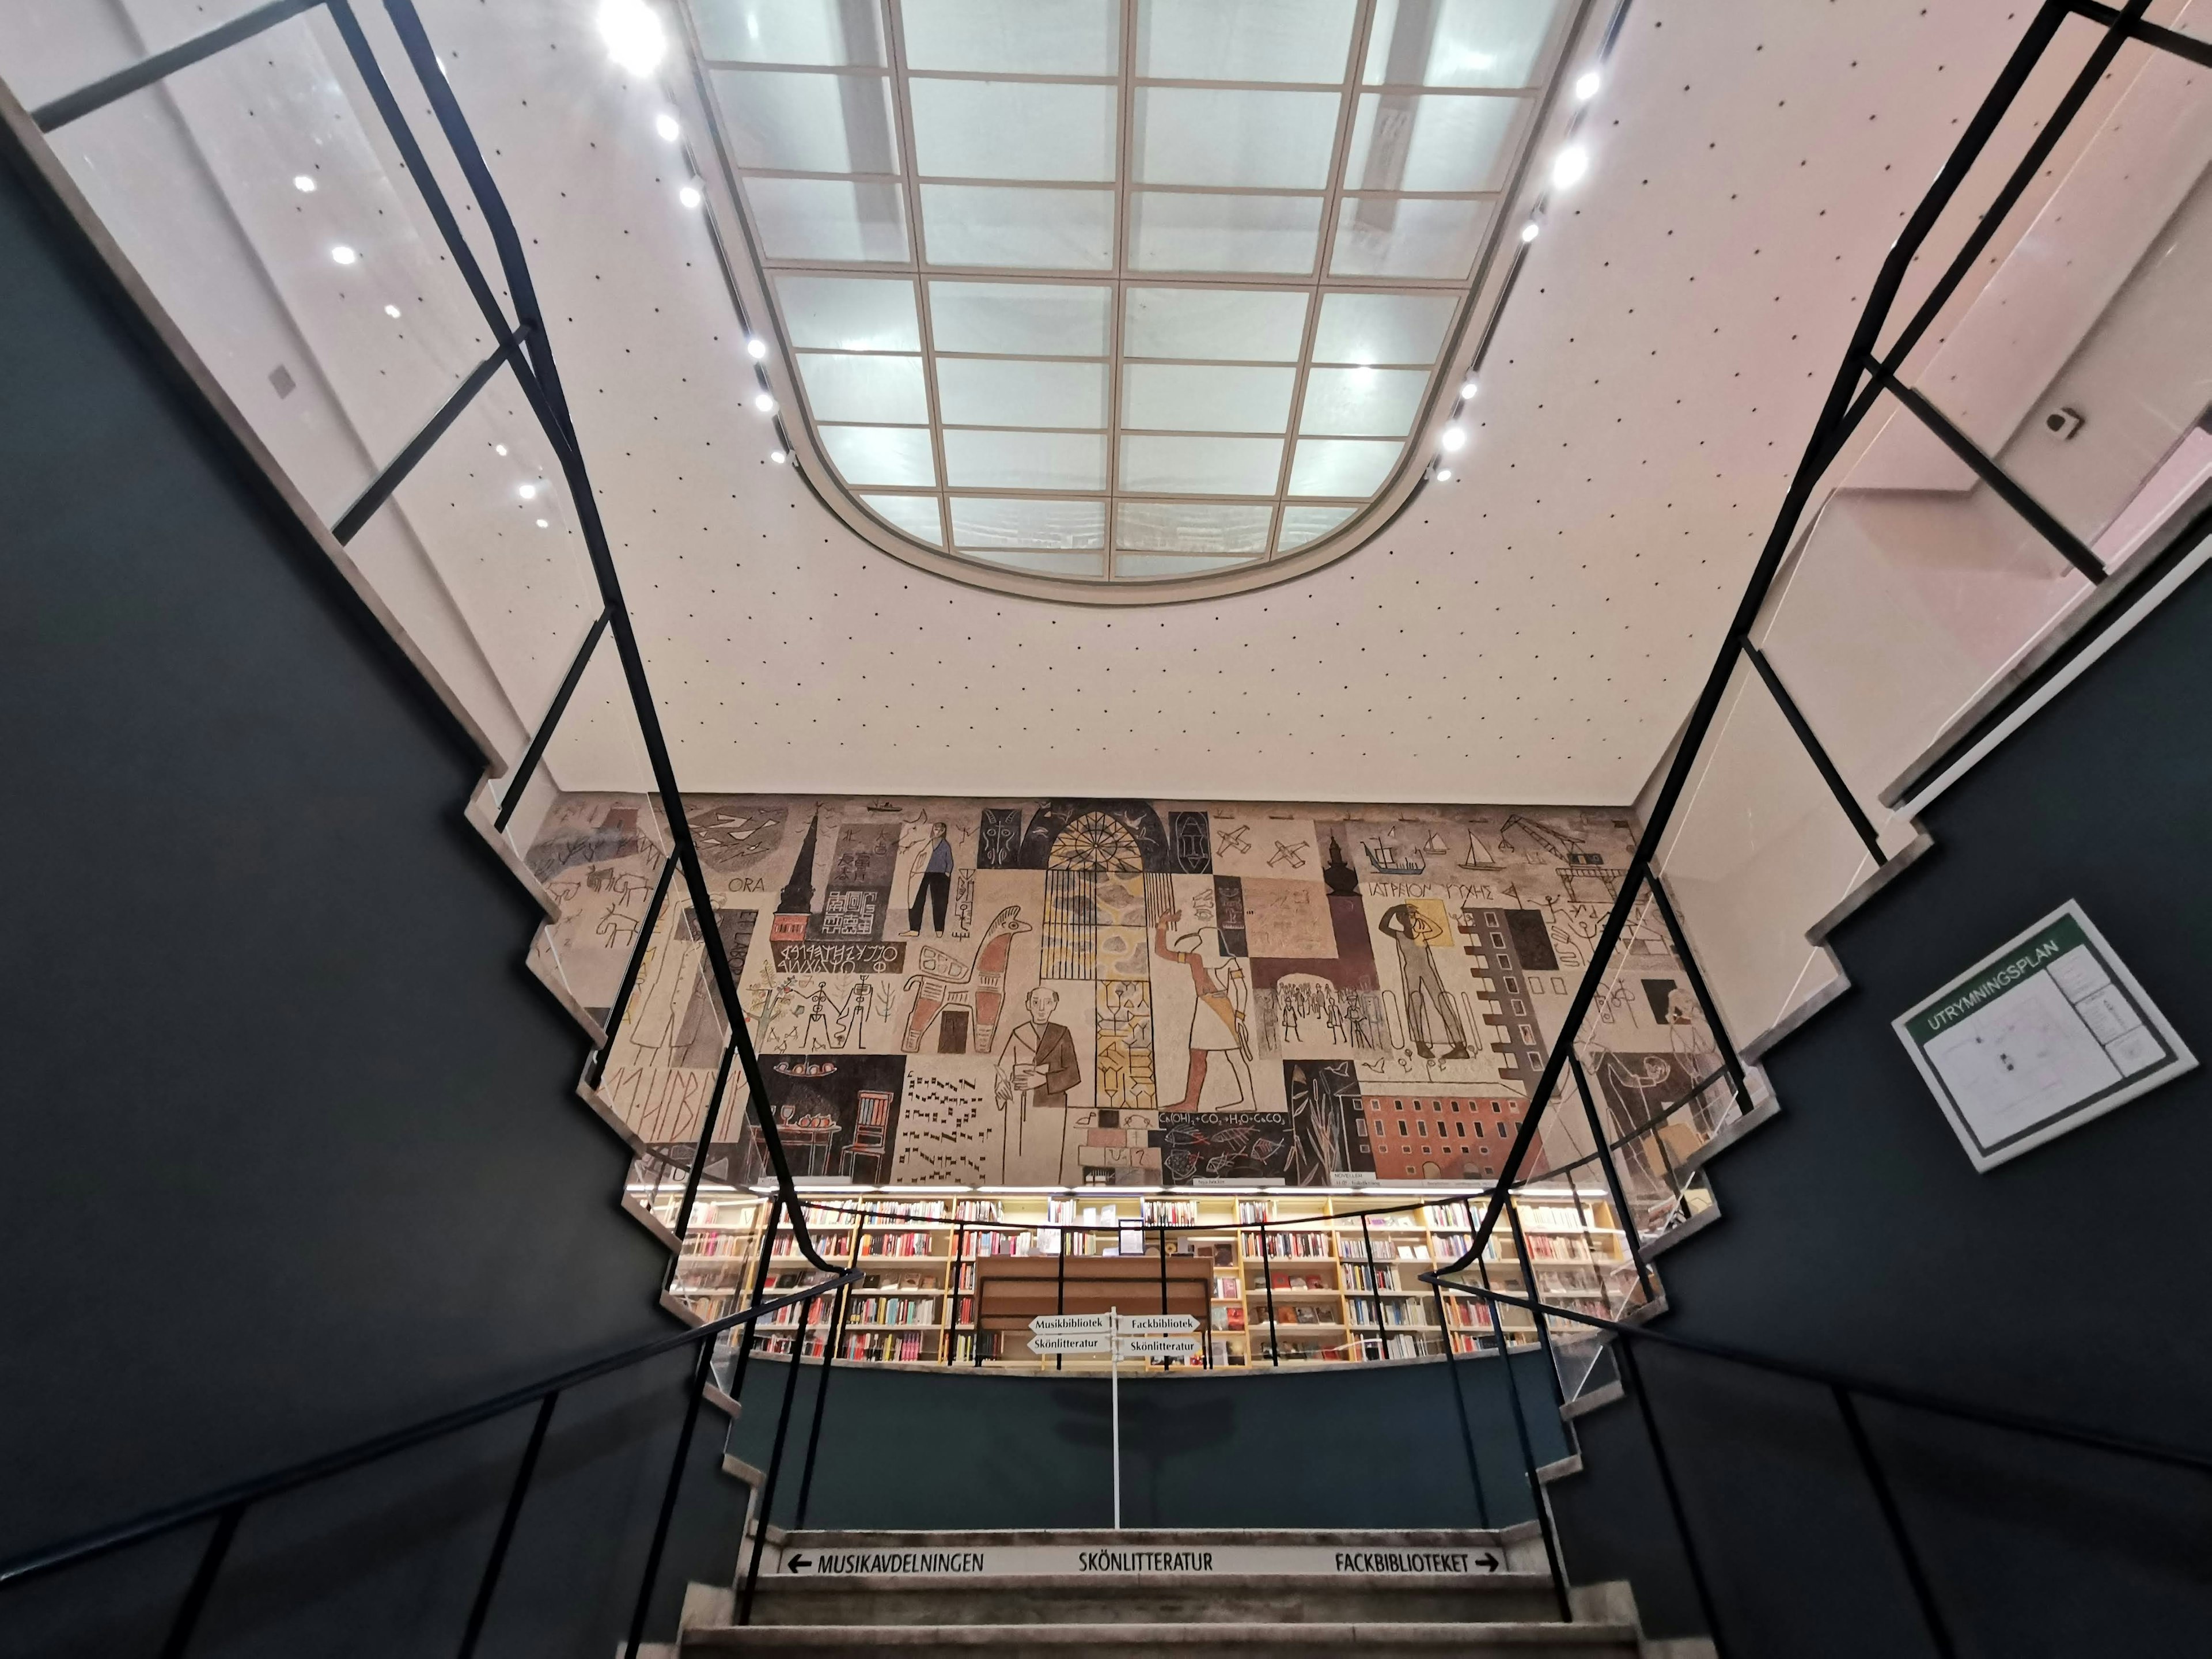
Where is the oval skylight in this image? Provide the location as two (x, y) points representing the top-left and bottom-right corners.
(681, 0), (1577, 596)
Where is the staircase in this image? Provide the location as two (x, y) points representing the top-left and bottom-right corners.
(675, 1529), (1658, 1657)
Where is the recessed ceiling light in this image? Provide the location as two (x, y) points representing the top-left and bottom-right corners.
(678, 183), (703, 209)
(1459, 378), (1478, 401)
(654, 112), (680, 142)
(1440, 426), (1467, 452)
(330, 244), (358, 265)
(1435, 468), (1453, 482)
(770, 449), (787, 464)
(494, 443), (508, 456)
(383, 303), (401, 319)
(745, 336), (768, 360)
(1520, 221), (1540, 244)
(1575, 70), (1602, 101)
(753, 392), (777, 414)
(293, 174), (316, 193)
(518, 482), (538, 500)
(596, 0), (666, 76)
(1551, 145), (1590, 190)
(535, 518), (550, 528)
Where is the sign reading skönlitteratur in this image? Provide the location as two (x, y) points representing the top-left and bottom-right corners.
(1893, 902), (2193, 1172)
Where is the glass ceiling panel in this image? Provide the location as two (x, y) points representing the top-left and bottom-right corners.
(711, 70), (900, 174)
(692, 0), (1573, 585)
(776, 275), (920, 351)
(1132, 89), (1342, 190)
(901, 0), (1120, 76)
(943, 429), (1109, 491)
(1331, 195), (1495, 279)
(796, 351), (930, 425)
(1116, 550), (1264, 578)
(822, 425), (937, 486)
(1278, 503), (1359, 550)
(1122, 363), (1296, 434)
(1300, 367), (1429, 437)
(860, 492), (945, 544)
(1343, 92), (1531, 193)
(1122, 434), (1284, 495)
(950, 497), (1108, 550)
(1288, 438), (1399, 497)
(1130, 192), (1322, 274)
(695, 0), (888, 65)
(910, 79), (1118, 183)
(931, 282), (1112, 356)
(919, 184), (1115, 269)
(1312, 290), (1459, 365)
(1124, 287), (1307, 362)
(1135, 0), (1359, 84)
(744, 177), (908, 262)
(937, 358), (1110, 429)
(1116, 501), (1275, 554)
(1363, 0), (1566, 88)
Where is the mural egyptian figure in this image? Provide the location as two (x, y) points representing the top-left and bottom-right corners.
(902, 904), (1031, 1054)
(1154, 905), (1253, 1110)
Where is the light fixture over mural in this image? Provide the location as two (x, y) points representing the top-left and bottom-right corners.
(676, 0), (1585, 597)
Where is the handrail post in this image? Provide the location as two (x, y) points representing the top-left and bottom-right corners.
(724, 1196), (783, 1402)
(1639, 872), (1749, 1119)
(1054, 1222), (1067, 1372)
(1739, 642), (1888, 864)
(1358, 1213), (1383, 1361)
(1834, 1385), (1958, 1657)
(1475, 1257), (1570, 1624)
(1566, 1050), (1654, 1308)
(592, 858), (675, 1086)
(1257, 1216), (1281, 1366)
(157, 1502), (245, 1659)
(1431, 1279), (1491, 1528)
(620, 1336), (716, 1659)
(738, 1290), (819, 1626)
(1504, 1200), (1570, 1414)
(454, 1391), (558, 1659)
(1615, 1339), (1729, 1656)
(947, 1221), (965, 1366)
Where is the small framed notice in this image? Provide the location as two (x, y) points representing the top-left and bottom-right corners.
(1894, 901), (2194, 1171)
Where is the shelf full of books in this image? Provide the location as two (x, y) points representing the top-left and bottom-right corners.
(641, 1180), (1652, 1372)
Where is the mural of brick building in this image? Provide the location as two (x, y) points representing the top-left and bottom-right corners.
(1359, 1092), (1528, 1180)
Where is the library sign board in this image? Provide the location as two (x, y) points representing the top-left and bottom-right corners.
(1893, 902), (2193, 1172)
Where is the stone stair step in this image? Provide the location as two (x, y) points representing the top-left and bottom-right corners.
(684, 1620), (1642, 1657)
(736, 1572), (1562, 1627)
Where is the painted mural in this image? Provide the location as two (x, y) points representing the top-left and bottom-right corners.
(527, 796), (1724, 1189)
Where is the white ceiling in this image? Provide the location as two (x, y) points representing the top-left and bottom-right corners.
(9, 0), (2065, 805)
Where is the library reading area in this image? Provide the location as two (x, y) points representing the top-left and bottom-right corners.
(643, 1182), (1676, 1370)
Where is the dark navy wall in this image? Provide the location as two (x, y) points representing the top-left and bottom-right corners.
(1551, 552), (2212, 1653)
(730, 1351), (1568, 1532)
(0, 114), (739, 1658)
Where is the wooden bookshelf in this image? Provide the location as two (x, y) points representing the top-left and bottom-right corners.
(642, 1181), (1661, 1372)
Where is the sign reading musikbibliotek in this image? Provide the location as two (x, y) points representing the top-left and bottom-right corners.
(1893, 901), (2194, 1172)
(1028, 1312), (1202, 1359)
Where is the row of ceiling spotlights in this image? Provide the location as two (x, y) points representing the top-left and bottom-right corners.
(1437, 67), (1601, 482)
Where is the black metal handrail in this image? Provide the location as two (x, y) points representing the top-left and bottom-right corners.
(1437, 0), (2199, 1282)
(0, 1262), (856, 1656)
(1436, 1275), (2212, 1657)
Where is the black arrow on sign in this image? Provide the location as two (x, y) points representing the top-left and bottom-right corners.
(785, 1555), (812, 1574)
(1475, 1552), (1500, 1572)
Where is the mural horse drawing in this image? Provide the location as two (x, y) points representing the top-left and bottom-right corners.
(901, 906), (1031, 1055)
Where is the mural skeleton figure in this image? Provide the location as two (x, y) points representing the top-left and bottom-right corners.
(1155, 906), (1253, 1110)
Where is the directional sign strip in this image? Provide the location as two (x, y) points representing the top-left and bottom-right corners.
(771, 1543), (1518, 1577)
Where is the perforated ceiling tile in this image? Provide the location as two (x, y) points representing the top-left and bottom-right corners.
(300, 0), (2046, 803)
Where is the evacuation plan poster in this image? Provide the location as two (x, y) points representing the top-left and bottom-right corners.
(1893, 901), (2194, 1171)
